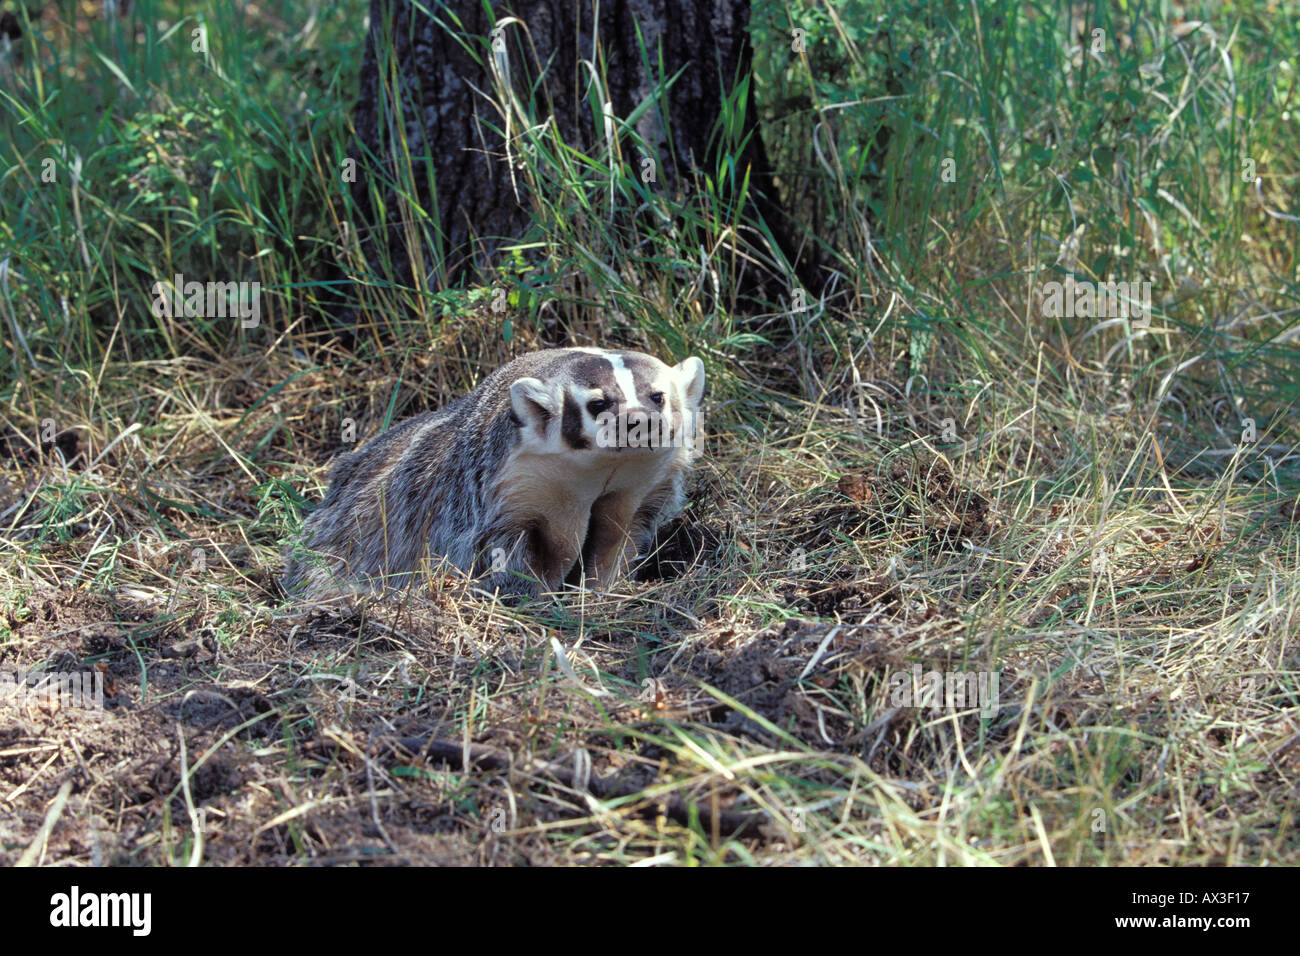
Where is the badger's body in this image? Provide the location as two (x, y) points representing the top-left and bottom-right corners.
(282, 347), (705, 600)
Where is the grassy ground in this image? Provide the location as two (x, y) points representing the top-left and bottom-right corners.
(0, 0), (1297, 865)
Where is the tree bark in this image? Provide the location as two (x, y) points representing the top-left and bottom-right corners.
(351, 0), (807, 295)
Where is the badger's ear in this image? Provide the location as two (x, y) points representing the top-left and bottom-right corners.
(510, 377), (560, 429)
(673, 356), (705, 410)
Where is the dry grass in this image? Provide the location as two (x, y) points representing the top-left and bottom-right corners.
(1, 0), (1297, 866)
(1, 300), (1296, 866)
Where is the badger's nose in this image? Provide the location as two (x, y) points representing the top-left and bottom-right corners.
(622, 409), (654, 447)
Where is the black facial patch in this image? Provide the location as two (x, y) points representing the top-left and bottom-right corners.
(561, 391), (590, 449)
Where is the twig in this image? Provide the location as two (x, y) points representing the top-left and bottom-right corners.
(16, 779), (73, 867)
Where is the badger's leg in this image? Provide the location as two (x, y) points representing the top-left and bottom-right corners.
(480, 515), (585, 597)
(581, 492), (647, 588)
(584, 473), (686, 588)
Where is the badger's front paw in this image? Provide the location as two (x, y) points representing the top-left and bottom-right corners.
(476, 569), (546, 606)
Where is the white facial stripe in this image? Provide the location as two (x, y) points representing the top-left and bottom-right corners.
(606, 354), (642, 410)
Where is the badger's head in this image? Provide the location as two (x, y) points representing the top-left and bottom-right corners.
(509, 349), (705, 457)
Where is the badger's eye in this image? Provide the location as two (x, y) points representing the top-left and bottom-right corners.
(587, 398), (613, 416)
(649, 392), (665, 408)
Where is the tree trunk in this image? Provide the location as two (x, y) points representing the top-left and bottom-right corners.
(350, 0), (807, 296)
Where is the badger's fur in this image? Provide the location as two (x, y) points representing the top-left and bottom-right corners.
(282, 347), (705, 600)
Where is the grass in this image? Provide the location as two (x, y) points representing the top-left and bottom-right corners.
(0, 0), (1296, 865)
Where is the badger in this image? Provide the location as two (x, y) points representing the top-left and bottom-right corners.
(282, 347), (705, 601)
